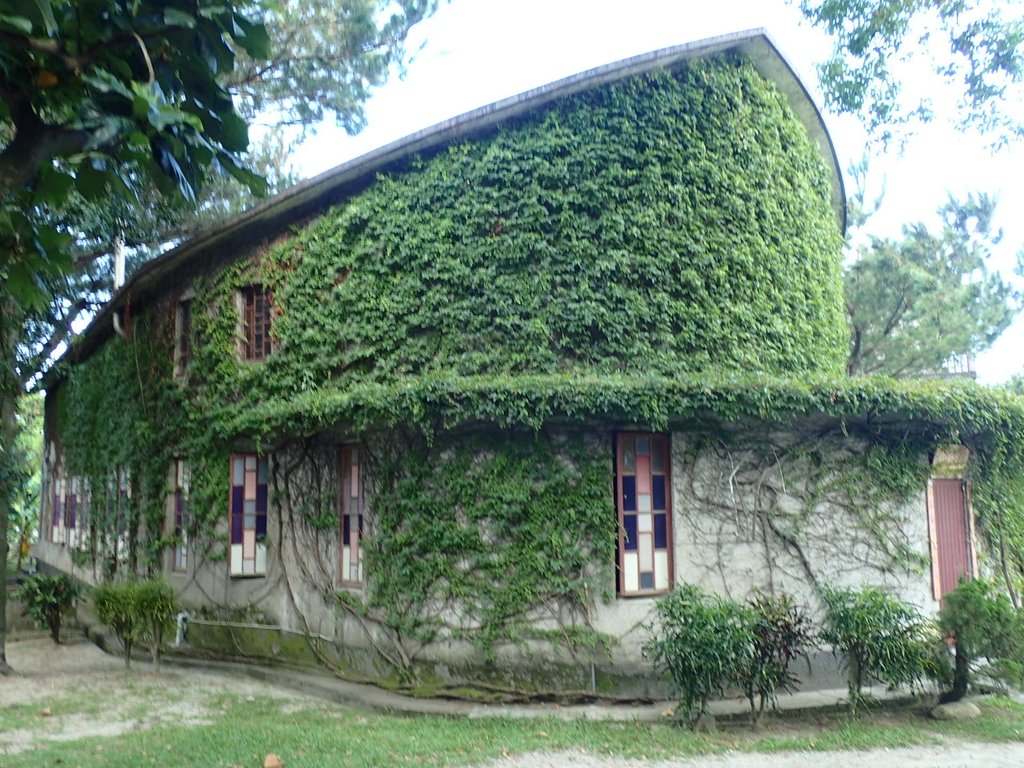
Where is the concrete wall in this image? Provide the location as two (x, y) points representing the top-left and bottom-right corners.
(34, 424), (943, 696)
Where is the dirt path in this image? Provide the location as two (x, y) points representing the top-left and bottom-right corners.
(0, 634), (313, 754)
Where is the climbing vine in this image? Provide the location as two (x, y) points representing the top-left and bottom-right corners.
(43, 51), (1024, 688)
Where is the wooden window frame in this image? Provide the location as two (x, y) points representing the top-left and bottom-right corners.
(239, 285), (273, 361)
(615, 432), (673, 597)
(338, 446), (364, 587)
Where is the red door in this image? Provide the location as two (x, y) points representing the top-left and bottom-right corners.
(929, 478), (976, 601)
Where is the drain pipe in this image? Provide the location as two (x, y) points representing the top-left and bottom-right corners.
(112, 231), (127, 338)
(174, 610), (189, 647)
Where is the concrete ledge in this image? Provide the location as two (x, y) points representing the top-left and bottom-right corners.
(76, 605), (933, 723)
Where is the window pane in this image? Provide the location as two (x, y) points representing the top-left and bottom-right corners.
(622, 476), (636, 511)
(623, 514), (637, 551)
(651, 438), (665, 472)
(652, 474), (666, 511)
(654, 513), (668, 549)
(622, 439), (635, 472)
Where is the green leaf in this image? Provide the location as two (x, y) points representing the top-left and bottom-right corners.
(0, 13), (33, 33)
(221, 156), (267, 197)
(74, 164), (109, 200)
(233, 13), (271, 60)
(163, 7), (197, 28)
(4, 259), (49, 311)
(35, 167), (74, 206)
(31, 0), (56, 35)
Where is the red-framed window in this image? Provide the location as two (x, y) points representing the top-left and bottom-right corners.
(171, 459), (189, 572)
(240, 286), (273, 361)
(616, 433), (673, 596)
(339, 446), (364, 586)
(230, 454), (268, 577)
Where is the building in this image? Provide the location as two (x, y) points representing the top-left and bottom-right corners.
(36, 29), (1002, 697)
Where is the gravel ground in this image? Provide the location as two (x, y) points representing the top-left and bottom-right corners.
(475, 744), (1024, 768)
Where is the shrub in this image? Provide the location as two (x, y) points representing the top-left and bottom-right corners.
(644, 584), (755, 726)
(93, 581), (142, 669)
(743, 593), (814, 725)
(93, 579), (181, 671)
(939, 578), (1024, 701)
(819, 585), (937, 713)
(134, 579), (179, 671)
(16, 573), (81, 643)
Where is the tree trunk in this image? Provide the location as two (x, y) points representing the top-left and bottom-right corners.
(0, 294), (20, 675)
(941, 643), (970, 703)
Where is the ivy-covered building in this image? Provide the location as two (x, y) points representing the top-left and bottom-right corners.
(36, 29), (1024, 696)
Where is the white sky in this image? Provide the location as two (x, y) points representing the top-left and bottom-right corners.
(289, 0), (1024, 383)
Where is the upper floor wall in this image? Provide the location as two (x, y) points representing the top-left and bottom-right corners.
(103, 54), (847, 421)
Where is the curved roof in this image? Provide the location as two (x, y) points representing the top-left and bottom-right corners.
(68, 28), (845, 366)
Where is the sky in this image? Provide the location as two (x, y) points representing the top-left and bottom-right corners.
(288, 0), (1024, 383)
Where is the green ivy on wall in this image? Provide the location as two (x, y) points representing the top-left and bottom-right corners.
(46, 50), (1024, 678)
(361, 431), (616, 662)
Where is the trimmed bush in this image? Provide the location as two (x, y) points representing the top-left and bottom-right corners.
(939, 578), (1024, 701)
(93, 579), (179, 670)
(16, 573), (81, 643)
(644, 585), (754, 725)
(93, 581), (142, 669)
(819, 585), (937, 713)
(646, 586), (814, 727)
(134, 579), (179, 671)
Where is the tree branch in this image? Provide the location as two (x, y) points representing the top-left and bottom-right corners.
(0, 103), (89, 195)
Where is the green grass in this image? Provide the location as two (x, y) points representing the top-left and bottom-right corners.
(2, 696), (1023, 768)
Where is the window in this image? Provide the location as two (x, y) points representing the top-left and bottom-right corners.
(51, 475), (64, 544)
(339, 446), (364, 585)
(113, 469), (130, 565)
(50, 474), (81, 547)
(171, 460), (189, 572)
(616, 433), (672, 596)
(65, 477), (84, 549)
(240, 286), (273, 360)
(230, 454), (268, 576)
(927, 478), (978, 601)
(175, 299), (193, 376)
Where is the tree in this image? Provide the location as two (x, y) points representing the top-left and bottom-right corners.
(0, 0), (275, 677)
(797, 0), (1024, 146)
(229, 0), (436, 131)
(844, 193), (1022, 377)
(7, 392), (42, 571)
(0, 0), (438, 675)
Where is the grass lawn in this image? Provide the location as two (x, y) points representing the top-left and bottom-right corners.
(2, 693), (1024, 768)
